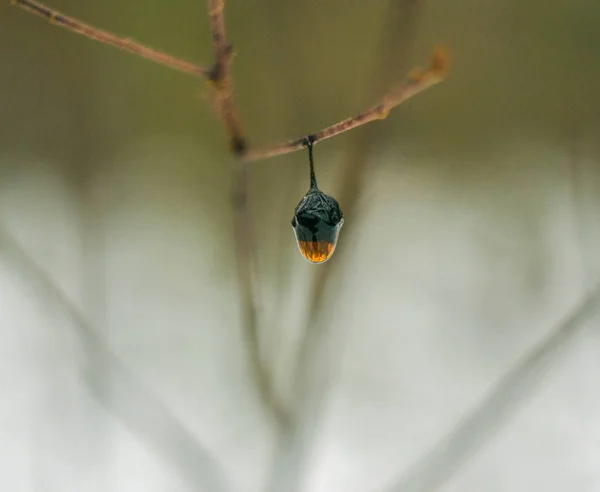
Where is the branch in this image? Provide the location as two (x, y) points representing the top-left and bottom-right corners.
(10, 0), (209, 78)
(378, 285), (600, 492)
(243, 48), (450, 163)
(0, 223), (233, 492)
(206, 0), (287, 426)
(10, 0), (450, 166)
(206, 0), (247, 154)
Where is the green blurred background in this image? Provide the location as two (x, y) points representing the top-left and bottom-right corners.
(1, 1), (600, 492)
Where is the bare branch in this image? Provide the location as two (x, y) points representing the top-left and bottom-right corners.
(0, 223), (233, 492)
(206, 0), (247, 154)
(232, 162), (290, 428)
(10, 0), (209, 78)
(10, 0), (449, 166)
(378, 286), (600, 492)
(243, 48), (450, 163)
(206, 0), (287, 426)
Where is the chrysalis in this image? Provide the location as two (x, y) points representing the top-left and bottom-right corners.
(291, 138), (344, 263)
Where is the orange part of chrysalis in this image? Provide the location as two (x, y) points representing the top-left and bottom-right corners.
(296, 240), (337, 264)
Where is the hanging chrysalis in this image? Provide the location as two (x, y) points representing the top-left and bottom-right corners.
(291, 138), (344, 263)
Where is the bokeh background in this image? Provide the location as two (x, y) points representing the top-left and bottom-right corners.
(1, 1), (600, 491)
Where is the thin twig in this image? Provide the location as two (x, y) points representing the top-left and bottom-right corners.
(206, 0), (287, 426)
(10, 0), (209, 78)
(207, 0), (247, 154)
(243, 48), (449, 163)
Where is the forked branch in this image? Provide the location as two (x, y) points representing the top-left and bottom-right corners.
(11, 0), (209, 78)
(10, 0), (450, 163)
(10, 0), (285, 426)
(9, 0), (449, 431)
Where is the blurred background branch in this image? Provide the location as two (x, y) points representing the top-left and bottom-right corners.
(0, 221), (234, 492)
(379, 284), (600, 492)
(205, 0), (287, 428)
